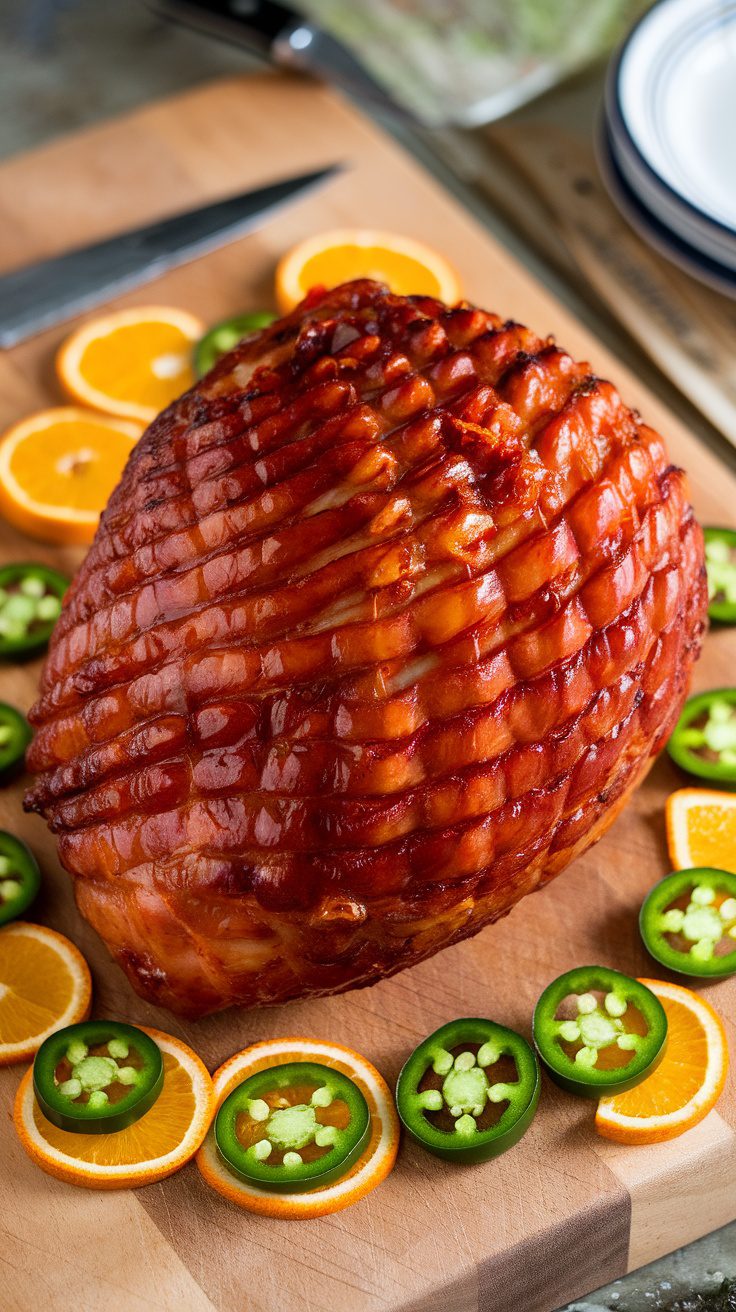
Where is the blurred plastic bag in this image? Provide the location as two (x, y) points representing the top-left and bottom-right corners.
(298, 0), (649, 125)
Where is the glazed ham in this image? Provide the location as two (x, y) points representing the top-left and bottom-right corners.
(25, 281), (706, 1016)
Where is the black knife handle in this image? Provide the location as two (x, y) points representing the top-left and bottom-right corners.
(147, 0), (301, 55)
(148, 0), (404, 119)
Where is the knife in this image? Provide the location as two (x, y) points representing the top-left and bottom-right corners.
(148, 0), (404, 120)
(0, 164), (339, 348)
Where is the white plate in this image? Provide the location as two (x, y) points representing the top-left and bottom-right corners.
(614, 0), (736, 234)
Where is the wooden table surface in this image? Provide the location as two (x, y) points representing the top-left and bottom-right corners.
(0, 73), (734, 1312)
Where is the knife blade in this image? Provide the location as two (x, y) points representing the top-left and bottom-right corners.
(149, 0), (406, 120)
(0, 163), (340, 348)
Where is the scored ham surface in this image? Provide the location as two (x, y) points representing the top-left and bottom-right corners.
(25, 280), (707, 1016)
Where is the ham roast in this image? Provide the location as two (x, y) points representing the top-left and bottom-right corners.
(25, 280), (707, 1016)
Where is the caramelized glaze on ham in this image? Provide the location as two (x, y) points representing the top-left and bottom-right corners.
(25, 281), (707, 1015)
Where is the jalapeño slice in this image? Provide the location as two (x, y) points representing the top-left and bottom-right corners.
(0, 702), (32, 783)
(0, 831), (41, 925)
(215, 1060), (370, 1192)
(640, 868), (736, 979)
(704, 527), (736, 625)
(194, 311), (276, 377)
(34, 1021), (164, 1133)
(0, 563), (68, 660)
(395, 1018), (540, 1163)
(533, 966), (668, 1097)
(667, 688), (736, 787)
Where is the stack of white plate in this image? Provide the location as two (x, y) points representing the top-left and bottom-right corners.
(600, 0), (736, 297)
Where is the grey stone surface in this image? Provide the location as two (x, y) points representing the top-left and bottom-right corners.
(1, 3), (733, 1308)
(558, 1226), (736, 1311)
(0, 0), (257, 160)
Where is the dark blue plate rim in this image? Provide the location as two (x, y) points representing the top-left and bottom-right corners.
(597, 118), (736, 295)
(606, 116), (736, 267)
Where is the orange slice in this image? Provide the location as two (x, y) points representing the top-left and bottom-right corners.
(14, 1026), (215, 1188)
(595, 979), (729, 1144)
(666, 787), (736, 873)
(0, 922), (91, 1065)
(56, 306), (204, 423)
(275, 228), (462, 312)
(197, 1037), (399, 1217)
(0, 407), (142, 545)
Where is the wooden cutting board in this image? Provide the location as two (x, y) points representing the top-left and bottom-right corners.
(1, 74), (734, 1312)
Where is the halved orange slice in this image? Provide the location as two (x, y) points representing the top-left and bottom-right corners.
(0, 407), (142, 545)
(0, 922), (91, 1065)
(595, 979), (729, 1144)
(197, 1037), (399, 1217)
(56, 306), (204, 423)
(275, 228), (462, 312)
(666, 787), (736, 873)
(14, 1026), (215, 1188)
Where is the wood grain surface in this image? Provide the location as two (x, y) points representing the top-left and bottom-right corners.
(0, 74), (734, 1312)
(484, 119), (736, 451)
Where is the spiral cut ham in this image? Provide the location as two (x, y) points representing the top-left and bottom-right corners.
(25, 280), (707, 1016)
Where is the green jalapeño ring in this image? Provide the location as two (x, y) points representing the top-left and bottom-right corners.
(215, 1061), (371, 1192)
(704, 527), (736, 625)
(0, 702), (32, 784)
(667, 688), (736, 787)
(34, 1021), (164, 1133)
(194, 311), (276, 377)
(640, 868), (736, 979)
(0, 831), (41, 926)
(533, 966), (668, 1098)
(396, 1018), (540, 1164)
(0, 563), (68, 661)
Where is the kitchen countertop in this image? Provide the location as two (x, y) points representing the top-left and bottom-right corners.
(1, 4), (733, 1309)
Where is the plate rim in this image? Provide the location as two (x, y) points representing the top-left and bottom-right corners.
(607, 120), (736, 269)
(596, 117), (736, 299)
(607, 0), (736, 242)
